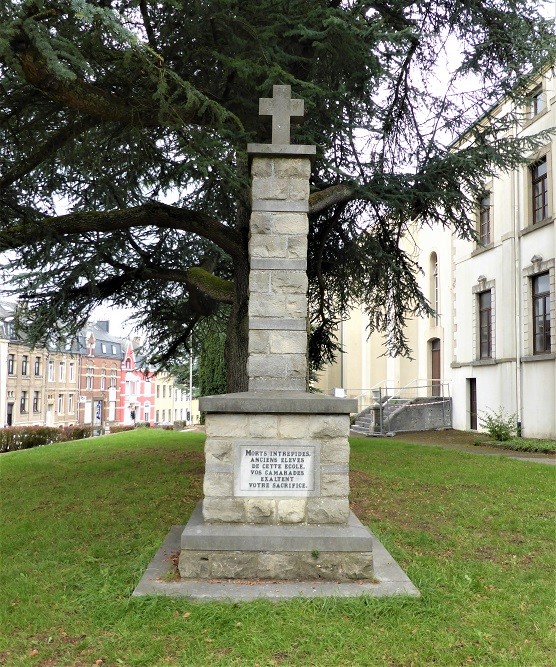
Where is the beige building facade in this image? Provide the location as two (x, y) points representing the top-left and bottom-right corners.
(154, 373), (200, 425)
(316, 68), (555, 439)
(4, 343), (80, 427)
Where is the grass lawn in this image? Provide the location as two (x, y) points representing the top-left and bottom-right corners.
(1, 430), (554, 666)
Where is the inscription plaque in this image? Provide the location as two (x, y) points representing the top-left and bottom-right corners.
(237, 444), (316, 497)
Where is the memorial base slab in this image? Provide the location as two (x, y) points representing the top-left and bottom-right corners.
(179, 503), (374, 581)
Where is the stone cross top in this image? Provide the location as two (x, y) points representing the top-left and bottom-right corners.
(259, 85), (304, 146)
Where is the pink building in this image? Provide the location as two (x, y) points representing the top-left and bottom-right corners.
(119, 340), (155, 425)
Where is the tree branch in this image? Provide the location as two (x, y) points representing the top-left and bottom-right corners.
(0, 202), (244, 260)
(11, 29), (242, 132)
(0, 117), (97, 190)
(309, 184), (359, 214)
(139, 0), (158, 51)
(185, 267), (234, 305)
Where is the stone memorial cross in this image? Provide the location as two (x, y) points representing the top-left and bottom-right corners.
(178, 86), (373, 583)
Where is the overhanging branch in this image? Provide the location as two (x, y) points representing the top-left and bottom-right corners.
(12, 26), (242, 132)
(0, 202), (244, 260)
(309, 184), (358, 214)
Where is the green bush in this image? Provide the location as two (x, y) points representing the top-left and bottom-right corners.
(59, 425), (91, 442)
(479, 407), (518, 441)
(0, 425), (89, 453)
(109, 425), (136, 434)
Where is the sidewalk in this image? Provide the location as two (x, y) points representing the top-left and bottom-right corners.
(386, 429), (555, 465)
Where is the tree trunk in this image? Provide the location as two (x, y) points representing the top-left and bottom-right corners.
(225, 252), (249, 393)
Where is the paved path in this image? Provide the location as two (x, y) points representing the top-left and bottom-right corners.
(350, 430), (556, 466)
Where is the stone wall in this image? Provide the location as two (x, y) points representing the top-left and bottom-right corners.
(384, 398), (452, 433)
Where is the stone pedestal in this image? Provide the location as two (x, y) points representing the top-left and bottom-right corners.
(178, 86), (373, 582)
(178, 392), (373, 581)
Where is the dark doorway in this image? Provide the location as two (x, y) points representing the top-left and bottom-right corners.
(6, 403), (13, 426)
(469, 378), (477, 430)
(431, 338), (441, 396)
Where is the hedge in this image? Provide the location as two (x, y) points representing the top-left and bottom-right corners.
(0, 425), (91, 453)
(108, 425), (136, 434)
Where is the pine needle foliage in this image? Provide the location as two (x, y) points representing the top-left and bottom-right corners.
(1, 1), (555, 390)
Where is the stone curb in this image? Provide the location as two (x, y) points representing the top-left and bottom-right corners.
(132, 525), (420, 601)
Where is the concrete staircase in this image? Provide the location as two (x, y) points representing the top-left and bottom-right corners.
(350, 406), (374, 435)
(351, 396), (451, 435)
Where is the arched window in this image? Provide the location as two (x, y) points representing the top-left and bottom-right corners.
(430, 253), (439, 325)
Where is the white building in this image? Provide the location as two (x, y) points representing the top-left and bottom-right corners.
(316, 67), (555, 439)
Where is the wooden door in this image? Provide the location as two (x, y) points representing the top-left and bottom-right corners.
(431, 338), (441, 396)
(469, 378), (477, 430)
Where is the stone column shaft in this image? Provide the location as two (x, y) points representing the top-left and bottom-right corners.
(247, 156), (311, 391)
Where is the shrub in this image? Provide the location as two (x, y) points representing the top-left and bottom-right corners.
(59, 426), (91, 442)
(479, 407), (518, 442)
(0, 425), (89, 453)
(109, 425), (136, 434)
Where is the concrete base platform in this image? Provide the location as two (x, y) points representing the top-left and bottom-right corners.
(181, 502), (374, 552)
(178, 503), (374, 581)
(132, 525), (420, 601)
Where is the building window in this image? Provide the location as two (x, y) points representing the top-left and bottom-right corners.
(68, 394), (74, 414)
(100, 369), (106, 391)
(86, 367), (94, 390)
(479, 194), (491, 245)
(20, 390), (28, 414)
(33, 391), (40, 413)
(478, 290), (492, 359)
(110, 370), (117, 388)
(163, 385), (166, 398)
(21, 355), (28, 376)
(533, 273), (551, 354)
(48, 360), (54, 382)
(112, 345), (117, 355)
(531, 157), (548, 224)
(530, 85), (545, 117)
(34, 356), (41, 376)
(69, 362), (75, 382)
(7, 354), (14, 375)
(427, 252), (440, 325)
(57, 394), (64, 414)
(59, 361), (65, 381)
(101, 343), (107, 353)
(433, 256), (439, 325)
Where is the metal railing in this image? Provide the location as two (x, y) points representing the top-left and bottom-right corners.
(341, 379), (452, 434)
